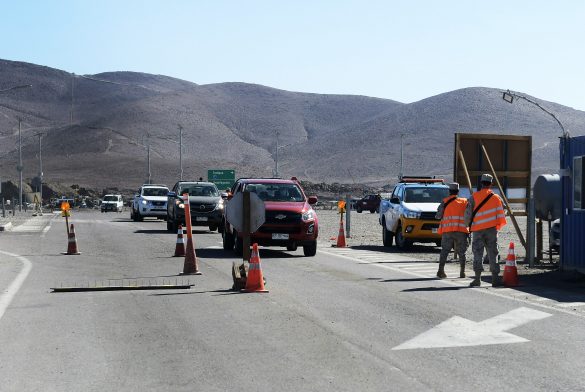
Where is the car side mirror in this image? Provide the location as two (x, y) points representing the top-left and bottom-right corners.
(308, 196), (318, 205)
(390, 197), (400, 204)
(221, 192), (228, 200)
(167, 191), (177, 198)
(226, 192), (233, 200)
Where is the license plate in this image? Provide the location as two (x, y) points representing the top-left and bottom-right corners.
(272, 233), (289, 240)
(196, 216), (208, 222)
(432, 228), (438, 233)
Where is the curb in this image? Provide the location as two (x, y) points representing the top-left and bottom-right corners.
(0, 222), (13, 232)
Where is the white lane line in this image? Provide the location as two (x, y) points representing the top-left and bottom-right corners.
(556, 302), (585, 308)
(318, 249), (585, 319)
(0, 251), (32, 322)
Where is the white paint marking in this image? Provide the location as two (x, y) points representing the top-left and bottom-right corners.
(392, 307), (552, 350)
(556, 302), (585, 308)
(0, 251), (32, 322)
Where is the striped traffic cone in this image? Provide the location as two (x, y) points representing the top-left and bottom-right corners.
(502, 242), (519, 287)
(63, 224), (81, 255)
(242, 243), (268, 293)
(173, 225), (186, 257)
(335, 218), (347, 248)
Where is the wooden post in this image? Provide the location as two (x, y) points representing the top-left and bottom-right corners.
(458, 150), (474, 194)
(479, 141), (527, 250)
(536, 219), (543, 261)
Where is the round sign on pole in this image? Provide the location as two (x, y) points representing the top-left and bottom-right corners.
(225, 192), (265, 233)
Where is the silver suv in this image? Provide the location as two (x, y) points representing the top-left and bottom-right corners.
(131, 184), (169, 221)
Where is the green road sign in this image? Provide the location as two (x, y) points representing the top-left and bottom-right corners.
(208, 169), (235, 190)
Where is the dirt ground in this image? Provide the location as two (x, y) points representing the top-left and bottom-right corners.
(315, 208), (559, 274)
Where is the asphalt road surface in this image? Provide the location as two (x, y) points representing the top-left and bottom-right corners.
(1, 210), (584, 391)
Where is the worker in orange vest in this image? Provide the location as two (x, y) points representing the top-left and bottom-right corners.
(436, 182), (469, 279)
(464, 174), (507, 287)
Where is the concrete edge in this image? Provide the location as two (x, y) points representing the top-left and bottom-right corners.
(0, 222), (13, 232)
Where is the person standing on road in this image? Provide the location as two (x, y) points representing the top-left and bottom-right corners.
(435, 182), (469, 279)
(464, 174), (507, 287)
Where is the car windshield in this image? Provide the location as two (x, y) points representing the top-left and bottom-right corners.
(179, 185), (219, 197)
(103, 195), (118, 201)
(403, 187), (449, 203)
(245, 183), (304, 202)
(143, 188), (168, 197)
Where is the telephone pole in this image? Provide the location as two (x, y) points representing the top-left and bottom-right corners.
(18, 119), (23, 211)
(178, 125), (183, 181)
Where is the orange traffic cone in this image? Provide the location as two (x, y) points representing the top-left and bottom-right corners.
(335, 218), (347, 248)
(181, 234), (202, 275)
(63, 224), (81, 255)
(242, 243), (268, 293)
(173, 225), (186, 257)
(503, 242), (519, 287)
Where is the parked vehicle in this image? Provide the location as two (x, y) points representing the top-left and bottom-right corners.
(131, 184), (169, 221)
(166, 181), (223, 232)
(101, 194), (124, 213)
(222, 177), (319, 256)
(356, 194), (381, 213)
(379, 178), (449, 249)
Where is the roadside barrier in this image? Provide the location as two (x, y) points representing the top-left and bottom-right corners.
(503, 242), (519, 287)
(242, 243), (268, 293)
(63, 224), (81, 255)
(173, 225), (186, 257)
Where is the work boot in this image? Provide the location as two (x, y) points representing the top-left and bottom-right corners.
(436, 264), (447, 279)
(469, 271), (481, 287)
(491, 274), (504, 287)
(459, 265), (466, 278)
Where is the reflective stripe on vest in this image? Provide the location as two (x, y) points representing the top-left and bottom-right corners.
(438, 197), (469, 234)
(470, 189), (507, 232)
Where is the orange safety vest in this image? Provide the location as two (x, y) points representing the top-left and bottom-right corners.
(470, 189), (507, 232)
(438, 196), (469, 234)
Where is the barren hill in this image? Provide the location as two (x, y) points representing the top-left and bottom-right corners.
(1, 59), (583, 191)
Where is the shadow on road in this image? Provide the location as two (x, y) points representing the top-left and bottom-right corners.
(381, 277), (440, 282)
(402, 286), (467, 292)
(134, 229), (171, 234)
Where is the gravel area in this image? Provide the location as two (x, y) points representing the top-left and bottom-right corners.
(315, 208), (559, 270)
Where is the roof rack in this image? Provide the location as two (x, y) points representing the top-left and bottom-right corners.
(142, 184), (168, 187)
(399, 176), (444, 184)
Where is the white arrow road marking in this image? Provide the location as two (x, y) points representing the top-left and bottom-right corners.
(0, 251), (32, 322)
(392, 307), (552, 350)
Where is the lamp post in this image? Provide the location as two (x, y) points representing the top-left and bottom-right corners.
(502, 90), (568, 137)
(274, 132), (305, 178)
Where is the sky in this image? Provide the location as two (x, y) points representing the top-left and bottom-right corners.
(1, 0), (584, 110)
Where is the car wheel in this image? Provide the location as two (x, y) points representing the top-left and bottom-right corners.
(136, 210), (143, 222)
(166, 218), (174, 232)
(370, 209), (376, 213)
(234, 232), (243, 256)
(435, 240), (442, 247)
(209, 224), (218, 232)
(303, 241), (317, 257)
(222, 228), (235, 250)
(287, 243), (298, 251)
(130, 209), (135, 220)
(395, 225), (412, 250)
(382, 219), (393, 247)
(356, 206), (362, 213)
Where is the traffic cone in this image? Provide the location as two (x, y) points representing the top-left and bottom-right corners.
(242, 243), (268, 293)
(503, 242), (519, 287)
(335, 218), (346, 248)
(181, 234), (202, 275)
(63, 224), (81, 255)
(173, 225), (186, 257)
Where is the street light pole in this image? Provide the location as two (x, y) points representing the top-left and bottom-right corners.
(275, 131), (279, 178)
(18, 119), (23, 211)
(399, 133), (404, 180)
(502, 90), (568, 137)
(178, 125), (183, 181)
(38, 134), (43, 197)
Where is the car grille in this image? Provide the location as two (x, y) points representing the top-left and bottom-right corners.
(258, 226), (300, 234)
(420, 211), (439, 220)
(421, 223), (440, 231)
(190, 203), (216, 213)
(265, 210), (302, 224)
(152, 201), (165, 207)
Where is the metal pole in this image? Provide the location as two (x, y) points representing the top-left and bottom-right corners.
(527, 197), (535, 267)
(179, 125), (183, 181)
(147, 143), (151, 184)
(70, 73), (74, 126)
(345, 194), (351, 238)
(275, 131), (279, 177)
(18, 119), (23, 212)
(399, 133), (404, 180)
(38, 134), (43, 194)
(2, 198), (5, 218)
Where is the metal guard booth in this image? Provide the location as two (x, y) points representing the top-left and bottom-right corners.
(560, 135), (585, 273)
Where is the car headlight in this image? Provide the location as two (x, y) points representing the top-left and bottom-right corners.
(403, 209), (421, 219)
(141, 200), (147, 205)
(216, 200), (224, 210)
(175, 200), (185, 209)
(302, 209), (315, 221)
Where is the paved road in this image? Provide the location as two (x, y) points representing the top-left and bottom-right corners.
(1, 210), (584, 391)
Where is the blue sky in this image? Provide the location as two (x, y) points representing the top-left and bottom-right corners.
(1, 1), (584, 110)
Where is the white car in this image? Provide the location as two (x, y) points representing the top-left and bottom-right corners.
(101, 194), (124, 213)
(131, 184), (169, 221)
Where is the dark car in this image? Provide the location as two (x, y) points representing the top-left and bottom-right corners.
(166, 181), (223, 232)
(222, 177), (319, 256)
(356, 194), (381, 213)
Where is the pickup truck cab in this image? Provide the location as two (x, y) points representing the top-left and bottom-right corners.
(379, 178), (449, 249)
(101, 194), (124, 213)
(131, 184), (169, 221)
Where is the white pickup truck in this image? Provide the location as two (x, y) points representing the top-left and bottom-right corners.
(131, 184), (169, 221)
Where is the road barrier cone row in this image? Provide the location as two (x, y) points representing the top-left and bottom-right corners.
(242, 243), (268, 293)
(173, 225), (186, 257)
(335, 218), (347, 248)
(63, 224), (81, 255)
(503, 242), (519, 287)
